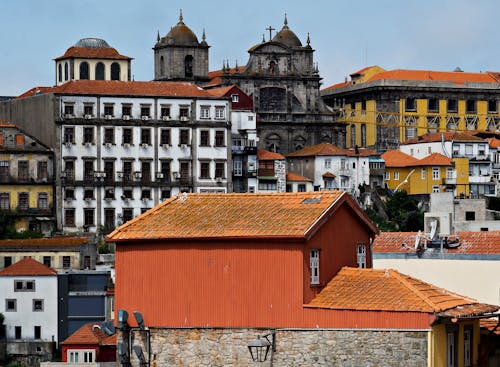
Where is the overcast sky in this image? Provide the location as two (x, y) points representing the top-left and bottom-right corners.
(1, 0), (498, 96)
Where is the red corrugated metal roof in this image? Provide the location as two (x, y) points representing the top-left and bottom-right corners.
(306, 267), (498, 316)
(0, 257), (56, 276)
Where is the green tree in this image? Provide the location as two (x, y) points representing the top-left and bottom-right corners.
(385, 190), (424, 231)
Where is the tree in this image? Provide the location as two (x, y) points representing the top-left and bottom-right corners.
(385, 190), (424, 231)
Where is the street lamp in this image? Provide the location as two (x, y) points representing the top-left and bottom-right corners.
(247, 331), (276, 362)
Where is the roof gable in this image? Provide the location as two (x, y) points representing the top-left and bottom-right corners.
(0, 257), (56, 276)
(381, 150), (419, 167)
(257, 148), (285, 160)
(61, 322), (116, 346)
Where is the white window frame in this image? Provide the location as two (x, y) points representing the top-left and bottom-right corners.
(432, 185), (440, 193)
(68, 349), (95, 363)
(200, 106), (210, 119)
(385, 172), (390, 180)
(357, 244), (366, 268)
(432, 167), (440, 180)
(421, 168), (426, 180)
(310, 249), (320, 285)
(394, 171), (399, 180)
(215, 106), (225, 120)
(231, 94), (239, 103)
(324, 159), (331, 169)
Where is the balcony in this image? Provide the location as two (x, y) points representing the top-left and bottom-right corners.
(443, 177), (456, 185)
(258, 169), (275, 177)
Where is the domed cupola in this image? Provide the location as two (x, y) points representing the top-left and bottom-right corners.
(74, 38), (111, 48)
(272, 15), (302, 48)
(158, 11), (200, 47)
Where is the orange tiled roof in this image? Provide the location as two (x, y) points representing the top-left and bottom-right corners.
(373, 231), (500, 255)
(486, 137), (500, 149)
(18, 80), (215, 99)
(206, 85), (234, 97)
(286, 172), (312, 182)
(0, 236), (88, 248)
(306, 267), (498, 316)
(403, 132), (483, 145)
(257, 148), (285, 160)
(287, 143), (349, 157)
(16, 86), (54, 99)
(381, 150), (419, 167)
(481, 318), (500, 335)
(61, 322), (116, 345)
(321, 81), (350, 91)
(205, 66), (246, 87)
(0, 257), (56, 276)
(54, 46), (131, 61)
(367, 69), (500, 85)
(0, 120), (16, 128)
(417, 153), (452, 166)
(107, 192), (378, 242)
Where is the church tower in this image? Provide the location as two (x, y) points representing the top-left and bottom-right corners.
(153, 11), (209, 84)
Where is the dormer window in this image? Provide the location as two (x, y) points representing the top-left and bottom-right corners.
(310, 249), (319, 285)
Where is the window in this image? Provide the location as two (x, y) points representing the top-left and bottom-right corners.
(65, 161), (76, 181)
(14, 134), (24, 146)
(258, 181), (277, 190)
(0, 161), (9, 182)
(200, 130), (209, 146)
(104, 161), (114, 183)
(141, 128), (151, 145)
(83, 127), (94, 144)
(464, 329), (471, 367)
(123, 128), (133, 144)
(15, 326), (21, 340)
(69, 350), (95, 363)
(122, 188), (133, 199)
(200, 106), (210, 119)
(6, 299), (16, 311)
(84, 255), (91, 269)
(111, 62), (120, 80)
(432, 167), (440, 180)
(478, 144), (486, 156)
(161, 106), (170, 118)
(58, 64), (62, 82)
(64, 62), (68, 81)
(180, 130), (189, 145)
(141, 161), (151, 182)
(4, 256), (12, 268)
(180, 107), (189, 118)
(160, 129), (171, 145)
(83, 104), (93, 116)
(215, 162), (225, 178)
(104, 187), (114, 199)
(38, 193), (48, 209)
(465, 144), (473, 156)
(18, 192), (29, 211)
(84, 208), (94, 226)
(123, 208), (134, 222)
(428, 98), (439, 112)
(357, 244), (366, 268)
(488, 100), (497, 113)
(0, 193), (10, 210)
(104, 128), (114, 144)
(161, 190), (171, 200)
(184, 55), (193, 77)
(104, 208), (115, 229)
(122, 105), (132, 117)
(83, 160), (94, 182)
(405, 98), (416, 111)
(18, 160), (29, 182)
(298, 184), (306, 192)
(14, 280), (35, 292)
(122, 162), (133, 182)
(64, 127), (74, 143)
(385, 172), (390, 180)
(104, 105), (114, 116)
(231, 94), (239, 103)
(421, 168), (426, 180)
(200, 162), (210, 178)
(160, 161), (171, 181)
(432, 185), (440, 193)
(43, 256), (51, 267)
(79, 62), (89, 80)
(33, 299), (43, 312)
(64, 104), (74, 116)
(95, 62), (105, 80)
(141, 189), (151, 200)
(447, 332), (455, 367)
(84, 189), (94, 200)
(215, 106), (225, 119)
(466, 99), (476, 114)
(465, 211), (476, 221)
(65, 209), (75, 227)
(141, 106), (150, 118)
(37, 161), (48, 181)
(447, 99), (457, 112)
(310, 249), (319, 285)
(394, 172), (399, 180)
(34, 326), (41, 339)
(62, 256), (71, 269)
(215, 131), (225, 146)
(233, 157), (242, 176)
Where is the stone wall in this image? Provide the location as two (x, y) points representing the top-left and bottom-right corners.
(121, 328), (428, 367)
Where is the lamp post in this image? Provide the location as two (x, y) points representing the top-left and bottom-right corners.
(248, 331), (276, 363)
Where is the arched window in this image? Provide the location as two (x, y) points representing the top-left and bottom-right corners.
(79, 62), (89, 80)
(64, 62), (68, 81)
(58, 64), (62, 82)
(160, 56), (165, 76)
(111, 62), (120, 80)
(184, 55), (193, 77)
(95, 62), (105, 80)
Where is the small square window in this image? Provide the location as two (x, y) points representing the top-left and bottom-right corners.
(33, 299), (44, 312)
(62, 256), (71, 269)
(231, 94), (239, 103)
(6, 299), (16, 311)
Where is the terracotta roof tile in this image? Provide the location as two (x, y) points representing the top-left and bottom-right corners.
(286, 172), (312, 182)
(372, 231), (500, 255)
(16, 87), (54, 99)
(54, 46), (131, 61)
(0, 236), (88, 248)
(61, 322), (116, 345)
(481, 318), (500, 335)
(306, 267), (498, 316)
(257, 148), (285, 160)
(381, 150), (420, 167)
(486, 137), (500, 149)
(321, 81), (350, 91)
(18, 80), (215, 99)
(0, 257), (56, 276)
(287, 143), (349, 157)
(0, 120), (17, 128)
(367, 69), (500, 84)
(206, 85), (234, 97)
(417, 153), (452, 166)
(107, 192), (378, 242)
(402, 132), (483, 144)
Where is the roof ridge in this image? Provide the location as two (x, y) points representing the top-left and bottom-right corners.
(387, 269), (437, 311)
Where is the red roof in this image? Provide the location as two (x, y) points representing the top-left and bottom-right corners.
(17, 86), (54, 99)
(402, 132), (484, 144)
(257, 148), (285, 160)
(417, 153), (452, 166)
(61, 322), (116, 346)
(287, 143), (378, 158)
(18, 80), (214, 99)
(0, 257), (56, 276)
(381, 150), (419, 167)
(486, 137), (500, 149)
(306, 267), (498, 316)
(54, 46), (131, 61)
(286, 172), (312, 182)
(0, 236), (88, 248)
(322, 81), (350, 91)
(367, 69), (500, 84)
(373, 231), (500, 255)
(107, 192), (378, 242)
(205, 66), (246, 87)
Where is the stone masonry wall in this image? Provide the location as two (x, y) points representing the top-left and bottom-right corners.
(122, 328), (428, 367)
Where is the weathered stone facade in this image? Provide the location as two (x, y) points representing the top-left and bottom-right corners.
(123, 328), (428, 367)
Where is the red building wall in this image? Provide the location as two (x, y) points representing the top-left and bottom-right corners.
(226, 86), (253, 111)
